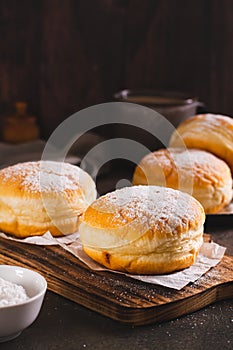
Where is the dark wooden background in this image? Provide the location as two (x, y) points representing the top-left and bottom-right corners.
(0, 0), (233, 139)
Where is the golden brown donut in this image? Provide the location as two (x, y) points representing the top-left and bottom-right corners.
(80, 186), (205, 274)
(0, 161), (97, 237)
(169, 113), (233, 172)
(132, 148), (232, 214)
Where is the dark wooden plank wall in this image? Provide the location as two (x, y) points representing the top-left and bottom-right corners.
(0, 0), (232, 138)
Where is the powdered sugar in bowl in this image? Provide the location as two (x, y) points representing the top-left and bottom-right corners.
(0, 265), (47, 342)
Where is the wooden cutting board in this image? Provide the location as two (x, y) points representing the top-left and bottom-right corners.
(0, 237), (232, 326)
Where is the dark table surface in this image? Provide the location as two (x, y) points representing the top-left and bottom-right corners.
(1, 164), (233, 350)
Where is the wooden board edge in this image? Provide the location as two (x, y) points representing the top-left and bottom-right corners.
(45, 274), (233, 326)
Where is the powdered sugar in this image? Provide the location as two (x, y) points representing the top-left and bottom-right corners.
(144, 148), (230, 181)
(170, 149), (228, 174)
(0, 161), (84, 193)
(0, 277), (29, 307)
(91, 186), (204, 234)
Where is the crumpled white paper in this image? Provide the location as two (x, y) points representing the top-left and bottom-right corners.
(0, 231), (79, 245)
(0, 231), (225, 290)
(56, 237), (226, 290)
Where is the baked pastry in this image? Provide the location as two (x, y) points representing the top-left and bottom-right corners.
(0, 161), (97, 237)
(132, 148), (232, 214)
(169, 113), (233, 173)
(80, 186), (205, 274)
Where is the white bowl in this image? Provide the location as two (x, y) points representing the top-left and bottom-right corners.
(0, 265), (47, 342)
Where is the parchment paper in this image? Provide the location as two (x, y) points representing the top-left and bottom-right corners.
(0, 231), (225, 290)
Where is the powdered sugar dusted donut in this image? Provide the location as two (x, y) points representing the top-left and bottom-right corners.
(80, 186), (205, 274)
(0, 161), (96, 237)
(169, 113), (233, 173)
(132, 148), (232, 213)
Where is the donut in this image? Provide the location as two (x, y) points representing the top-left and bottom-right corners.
(169, 113), (233, 173)
(79, 186), (205, 274)
(132, 148), (232, 213)
(0, 161), (97, 237)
